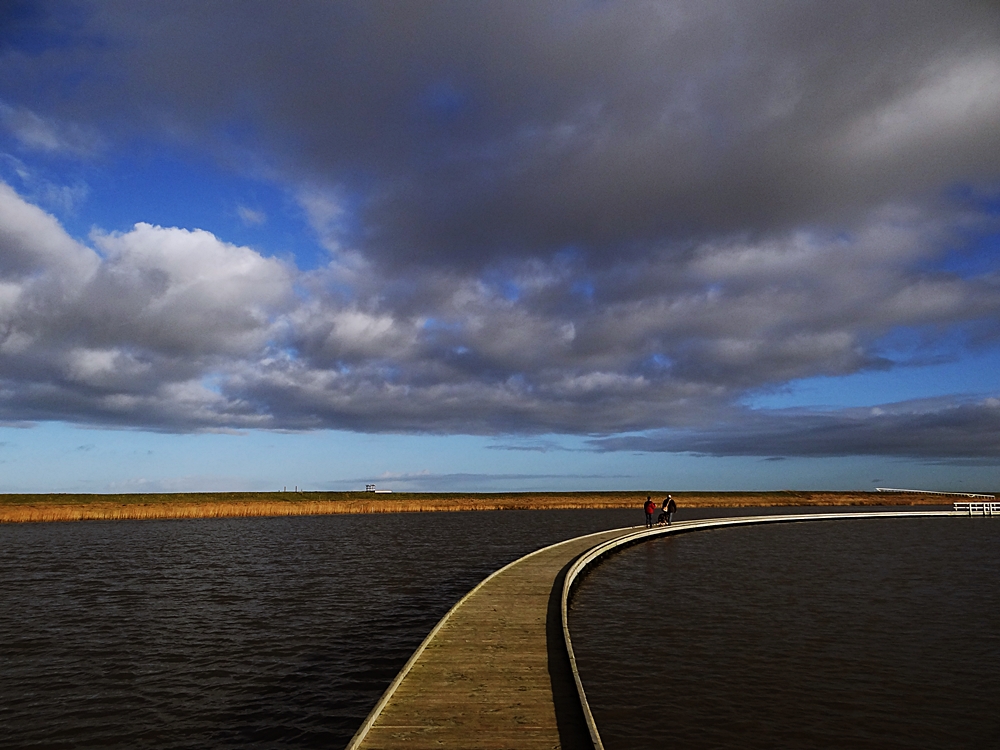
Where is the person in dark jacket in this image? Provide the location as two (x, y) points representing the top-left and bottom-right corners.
(662, 495), (677, 525)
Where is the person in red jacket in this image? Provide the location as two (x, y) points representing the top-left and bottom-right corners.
(643, 496), (656, 527)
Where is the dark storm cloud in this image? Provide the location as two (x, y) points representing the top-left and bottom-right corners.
(4, 1), (1000, 268)
(1, 1), (1000, 461)
(589, 398), (1000, 461)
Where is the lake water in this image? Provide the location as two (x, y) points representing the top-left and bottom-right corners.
(569, 516), (1000, 749)
(0, 508), (637, 749)
(3, 507), (992, 749)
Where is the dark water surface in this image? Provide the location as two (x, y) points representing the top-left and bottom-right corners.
(570, 516), (1000, 750)
(0, 508), (638, 749)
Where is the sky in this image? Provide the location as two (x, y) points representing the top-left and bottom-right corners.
(0, 1), (999, 494)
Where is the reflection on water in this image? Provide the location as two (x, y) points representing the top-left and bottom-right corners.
(570, 517), (1000, 750)
(0, 508), (637, 749)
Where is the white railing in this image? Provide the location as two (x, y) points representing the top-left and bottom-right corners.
(954, 502), (1000, 516)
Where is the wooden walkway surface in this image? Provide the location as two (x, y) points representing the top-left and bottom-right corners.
(346, 526), (637, 750)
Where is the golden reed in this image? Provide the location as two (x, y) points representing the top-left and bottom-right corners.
(0, 491), (954, 524)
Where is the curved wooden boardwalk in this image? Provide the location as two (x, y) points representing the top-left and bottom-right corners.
(348, 510), (957, 750)
(346, 526), (637, 749)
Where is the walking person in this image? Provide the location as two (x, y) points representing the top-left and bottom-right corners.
(663, 494), (677, 525)
(643, 496), (655, 528)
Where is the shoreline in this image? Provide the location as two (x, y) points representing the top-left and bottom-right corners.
(0, 490), (972, 524)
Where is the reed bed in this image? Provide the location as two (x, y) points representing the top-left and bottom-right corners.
(0, 490), (964, 524)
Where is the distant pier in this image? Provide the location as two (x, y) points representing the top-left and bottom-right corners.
(348, 509), (968, 750)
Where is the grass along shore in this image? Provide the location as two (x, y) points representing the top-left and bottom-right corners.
(0, 490), (969, 523)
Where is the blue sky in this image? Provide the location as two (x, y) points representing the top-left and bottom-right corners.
(0, 1), (998, 493)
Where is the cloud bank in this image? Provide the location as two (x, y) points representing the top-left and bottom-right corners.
(1, 1), (999, 462)
(2, 179), (997, 456)
(589, 398), (1000, 462)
